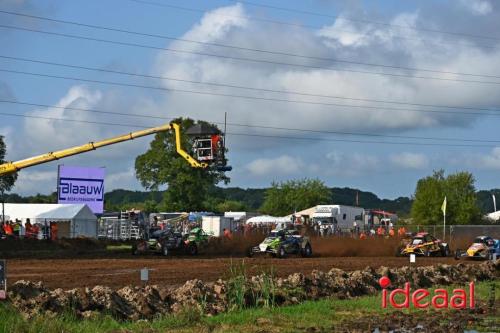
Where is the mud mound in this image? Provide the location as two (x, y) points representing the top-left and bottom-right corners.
(0, 238), (116, 259)
(8, 260), (499, 321)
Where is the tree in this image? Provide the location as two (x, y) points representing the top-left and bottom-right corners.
(0, 135), (18, 221)
(411, 170), (480, 225)
(135, 118), (228, 212)
(261, 178), (331, 216)
(215, 200), (248, 213)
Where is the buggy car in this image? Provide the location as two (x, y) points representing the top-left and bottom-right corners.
(184, 227), (210, 255)
(398, 232), (449, 257)
(132, 228), (184, 256)
(248, 229), (312, 258)
(455, 236), (500, 260)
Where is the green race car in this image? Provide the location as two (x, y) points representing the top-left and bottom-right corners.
(184, 227), (210, 255)
(248, 229), (312, 258)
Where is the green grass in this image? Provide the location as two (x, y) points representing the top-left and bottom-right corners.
(0, 281), (497, 333)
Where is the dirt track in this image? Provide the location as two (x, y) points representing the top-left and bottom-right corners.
(6, 256), (479, 289)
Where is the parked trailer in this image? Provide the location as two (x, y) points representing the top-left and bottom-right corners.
(312, 205), (364, 232)
(202, 216), (235, 237)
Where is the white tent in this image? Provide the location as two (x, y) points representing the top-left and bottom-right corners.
(486, 210), (500, 222)
(246, 215), (291, 224)
(3, 203), (97, 238)
(224, 212), (247, 222)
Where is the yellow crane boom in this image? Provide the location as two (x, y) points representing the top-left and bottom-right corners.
(0, 123), (207, 176)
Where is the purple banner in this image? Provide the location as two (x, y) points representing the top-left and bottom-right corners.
(57, 166), (105, 214)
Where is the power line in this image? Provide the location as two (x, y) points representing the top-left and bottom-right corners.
(4, 54), (500, 114)
(2, 67), (500, 114)
(126, 0), (500, 45)
(2, 98), (500, 143)
(0, 110), (497, 148)
(0, 9), (498, 78)
(229, 0), (500, 42)
(2, 24), (500, 86)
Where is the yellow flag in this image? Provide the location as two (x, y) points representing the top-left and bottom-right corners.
(441, 196), (447, 216)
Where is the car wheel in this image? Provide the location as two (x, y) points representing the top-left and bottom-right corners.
(246, 247), (254, 258)
(301, 244), (312, 257)
(441, 246), (449, 257)
(187, 243), (198, 256)
(424, 249), (431, 257)
(278, 246), (286, 258)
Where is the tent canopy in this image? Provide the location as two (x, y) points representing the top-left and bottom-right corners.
(487, 210), (500, 221)
(3, 203), (96, 222)
(3, 203), (97, 238)
(246, 215), (291, 224)
(224, 212), (246, 221)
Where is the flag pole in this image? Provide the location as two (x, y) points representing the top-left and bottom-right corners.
(441, 196), (447, 242)
(443, 211), (446, 242)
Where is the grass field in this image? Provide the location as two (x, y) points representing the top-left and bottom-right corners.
(0, 280), (498, 333)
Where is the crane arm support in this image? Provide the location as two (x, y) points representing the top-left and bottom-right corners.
(0, 122), (208, 176)
(0, 123), (174, 176)
(172, 123), (207, 168)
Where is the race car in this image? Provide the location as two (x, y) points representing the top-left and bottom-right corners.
(248, 229), (312, 258)
(132, 228), (184, 256)
(455, 235), (500, 260)
(183, 227), (210, 255)
(397, 232), (449, 257)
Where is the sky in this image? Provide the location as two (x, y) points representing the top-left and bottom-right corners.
(1, 0), (500, 199)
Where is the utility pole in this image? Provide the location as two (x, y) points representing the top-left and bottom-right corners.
(1, 189), (4, 224)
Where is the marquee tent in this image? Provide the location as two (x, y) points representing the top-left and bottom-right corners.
(246, 215), (291, 224)
(2, 203), (97, 238)
(486, 210), (500, 222)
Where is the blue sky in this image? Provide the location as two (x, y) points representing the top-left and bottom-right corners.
(1, 0), (500, 199)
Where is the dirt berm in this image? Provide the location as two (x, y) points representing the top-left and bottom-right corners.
(8, 260), (499, 321)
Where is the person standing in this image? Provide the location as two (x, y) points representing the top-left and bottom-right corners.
(13, 221), (20, 238)
(50, 222), (58, 241)
(4, 222), (13, 237)
(25, 220), (32, 239)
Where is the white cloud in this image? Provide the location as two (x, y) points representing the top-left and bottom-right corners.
(11, 170), (56, 195)
(153, 3), (500, 143)
(459, 0), (492, 15)
(462, 147), (500, 169)
(22, 86), (103, 153)
(325, 151), (380, 176)
(246, 155), (305, 176)
(390, 152), (429, 169)
(105, 167), (140, 190)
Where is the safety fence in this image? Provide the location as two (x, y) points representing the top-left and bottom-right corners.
(396, 224), (499, 238)
(97, 219), (141, 240)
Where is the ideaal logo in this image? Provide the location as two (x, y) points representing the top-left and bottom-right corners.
(59, 177), (104, 200)
(379, 276), (475, 309)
